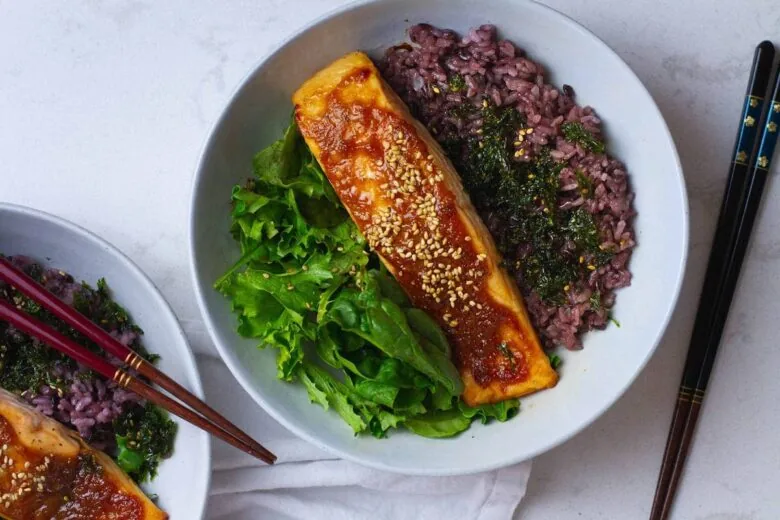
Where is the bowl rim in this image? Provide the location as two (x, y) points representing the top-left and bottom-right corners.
(188, 0), (689, 475)
(0, 202), (212, 515)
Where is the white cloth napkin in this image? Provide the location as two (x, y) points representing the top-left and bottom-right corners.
(189, 328), (531, 520)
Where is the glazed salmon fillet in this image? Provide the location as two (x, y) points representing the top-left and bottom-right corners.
(293, 52), (557, 406)
(0, 389), (167, 520)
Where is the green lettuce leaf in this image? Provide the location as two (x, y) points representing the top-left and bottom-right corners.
(459, 399), (521, 424)
(404, 409), (472, 438)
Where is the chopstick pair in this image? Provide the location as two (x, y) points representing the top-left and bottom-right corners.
(650, 42), (780, 519)
(0, 257), (276, 465)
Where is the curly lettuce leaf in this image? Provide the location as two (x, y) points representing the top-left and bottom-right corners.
(404, 409), (472, 438)
(404, 400), (520, 439)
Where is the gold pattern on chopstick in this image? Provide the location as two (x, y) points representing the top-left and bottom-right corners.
(744, 115), (756, 127)
(678, 386), (692, 402)
(123, 351), (143, 370)
(774, 102), (780, 113)
(735, 150), (748, 164)
(113, 370), (131, 388)
(749, 96), (760, 108)
(757, 156), (769, 169)
(768, 121), (778, 133)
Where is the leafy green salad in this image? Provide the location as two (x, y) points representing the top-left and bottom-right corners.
(215, 121), (519, 438)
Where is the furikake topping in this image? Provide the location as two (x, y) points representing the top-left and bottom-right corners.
(441, 99), (614, 303)
(447, 73), (466, 93)
(114, 403), (177, 483)
(560, 121), (605, 154)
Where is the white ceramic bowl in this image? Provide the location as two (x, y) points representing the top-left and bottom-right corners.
(0, 203), (211, 517)
(190, 0), (688, 475)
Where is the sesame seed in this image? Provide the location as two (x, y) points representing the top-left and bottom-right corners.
(432, 86), (440, 94)
(262, 273), (270, 279)
(587, 265), (596, 271)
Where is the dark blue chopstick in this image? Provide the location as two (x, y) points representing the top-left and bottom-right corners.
(659, 59), (780, 518)
(650, 41), (778, 520)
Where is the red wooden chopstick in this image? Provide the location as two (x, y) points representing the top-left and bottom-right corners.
(0, 257), (275, 464)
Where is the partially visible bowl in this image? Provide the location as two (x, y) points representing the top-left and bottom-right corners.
(0, 203), (211, 518)
(189, 0), (688, 475)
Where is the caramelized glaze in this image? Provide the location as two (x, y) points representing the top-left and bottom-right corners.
(294, 52), (557, 405)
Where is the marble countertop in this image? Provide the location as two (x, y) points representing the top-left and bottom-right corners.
(2, 1), (779, 518)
